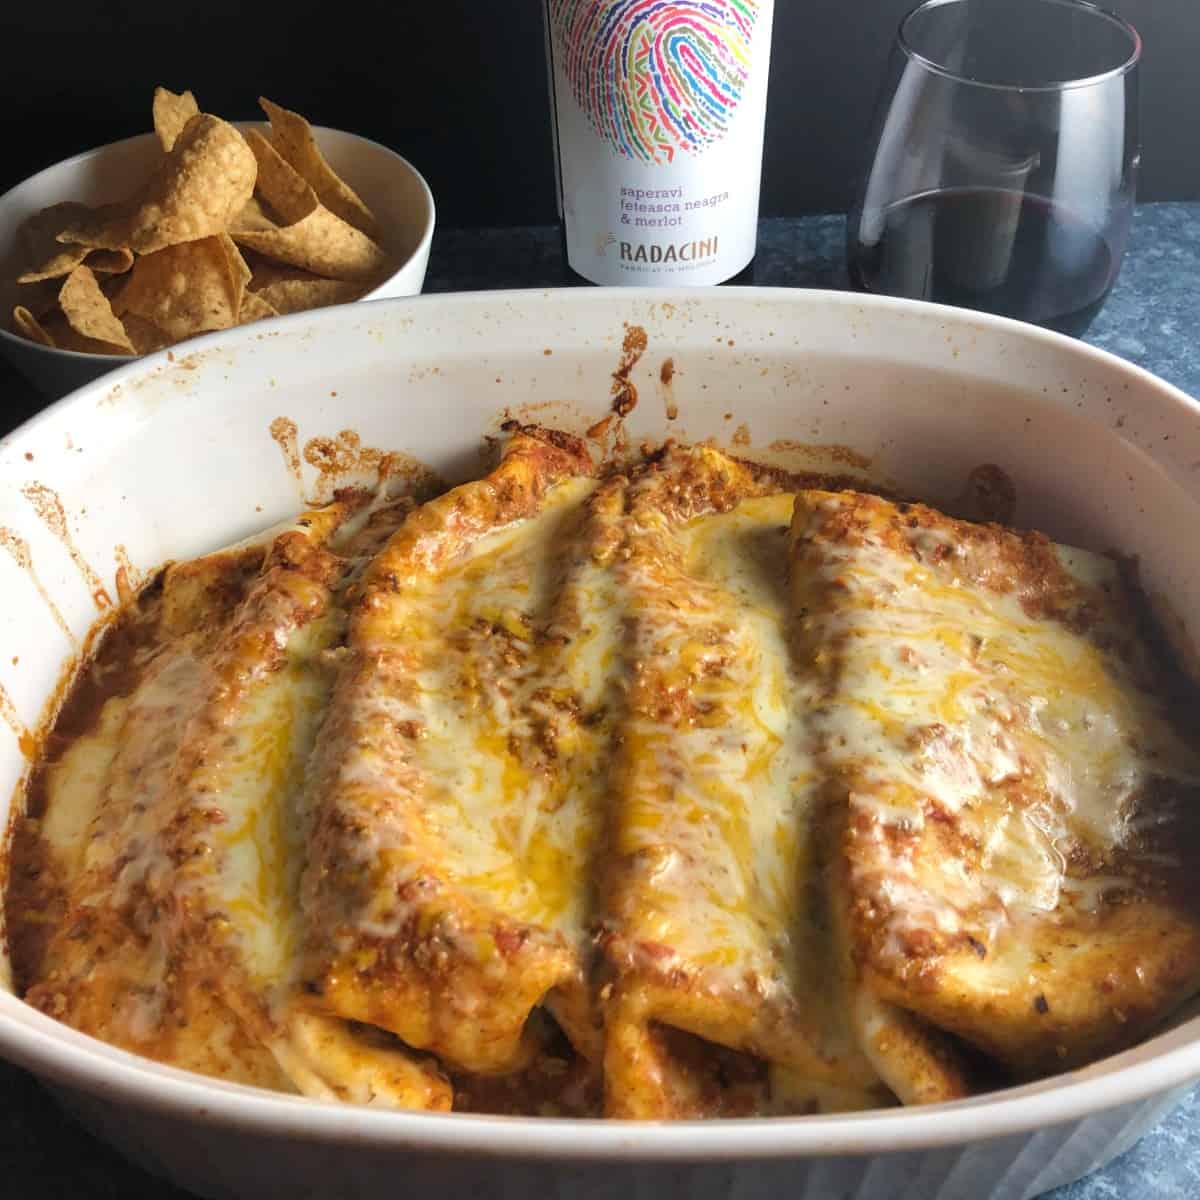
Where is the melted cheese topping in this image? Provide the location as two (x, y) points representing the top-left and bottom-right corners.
(791, 490), (1200, 1085)
(40, 698), (129, 874)
(359, 476), (604, 940)
(195, 615), (334, 985)
(9, 433), (1200, 1118)
(795, 492), (1200, 938)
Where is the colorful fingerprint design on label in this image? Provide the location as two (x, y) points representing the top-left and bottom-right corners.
(550, 0), (759, 165)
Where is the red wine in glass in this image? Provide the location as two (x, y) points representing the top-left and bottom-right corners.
(849, 187), (1118, 337)
(848, 0), (1141, 338)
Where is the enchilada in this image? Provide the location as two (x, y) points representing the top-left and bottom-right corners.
(7, 427), (1200, 1117)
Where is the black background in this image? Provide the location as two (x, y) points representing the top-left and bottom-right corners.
(1, 1), (1197, 227)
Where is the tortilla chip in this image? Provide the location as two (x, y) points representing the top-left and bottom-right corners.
(232, 212), (387, 282)
(249, 263), (367, 315)
(57, 115), (256, 254)
(19, 202), (91, 257)
(153, 87), (200, 153)
(231, 195), (280, 233)
(10, 88), (385, 357)
(50, 202), (127, 253)
(16, 202), (95, 281)
(16, 237), (132, 286)
(243, 130), (317, 225)
(130, 114), (256, 252)
(11, 306), (55, 347)
(247, 260), (298, 292)
(18, 249), (87, 284)
(120, 314), (173, 355)
(59, 266), (135, 353)
(259, 97), (383, 241)
(13, 277), (62, 320)
(18, 256), (83, 285)
(87, 248), (135, 276)
(113, 237), (240, 341)
(219, 233), (252, 315)
(237, 134), (385, 281)
(39, 312), (132, 355)
(238, 292), (278, 325)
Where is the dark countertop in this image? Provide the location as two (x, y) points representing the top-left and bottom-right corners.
(422, 203), (1200, 400)
(3, 203), (1200, 1199)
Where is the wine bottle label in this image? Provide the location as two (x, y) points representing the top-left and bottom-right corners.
(545, 0), (774, 287)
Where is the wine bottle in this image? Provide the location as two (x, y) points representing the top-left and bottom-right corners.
(544, 0), (775, 287)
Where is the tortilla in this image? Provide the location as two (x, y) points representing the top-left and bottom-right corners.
(233, 213), (387, 282)
(259, 97), (382, 240)
(58, 265), (135, 353)
(153, 87), (200, 153)
(249, 263), (367, 314)
(20, 243), (137, 285)
(219, 233), (252, 315)
(120, 314), (173, 355)
(113, 237), (241, 341)
(38, 312), (131, 355)
(8, 88), (397, 359)
(57, 115), (256, 254)
(16, 203), (96, 281)
(231, 195), (280, 233)
(11, 306), (55, 347)
(237, 291), (278, 325)
(243, 130), (317, 225)
(235, 132), (386, 278)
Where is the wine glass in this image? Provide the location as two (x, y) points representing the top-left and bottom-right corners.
(848, 0), (1141, 337)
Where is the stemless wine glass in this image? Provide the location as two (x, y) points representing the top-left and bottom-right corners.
(848, 0), (1141, 337)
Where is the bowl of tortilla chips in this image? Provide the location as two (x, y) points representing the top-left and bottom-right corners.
(0, 88), (435, 397)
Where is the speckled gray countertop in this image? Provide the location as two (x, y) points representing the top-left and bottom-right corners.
(2, 203), (1199, 1199)
(423, 203), (1200, 401)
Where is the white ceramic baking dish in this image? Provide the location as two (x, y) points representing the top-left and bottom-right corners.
(2, 288), (1199, 1200)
